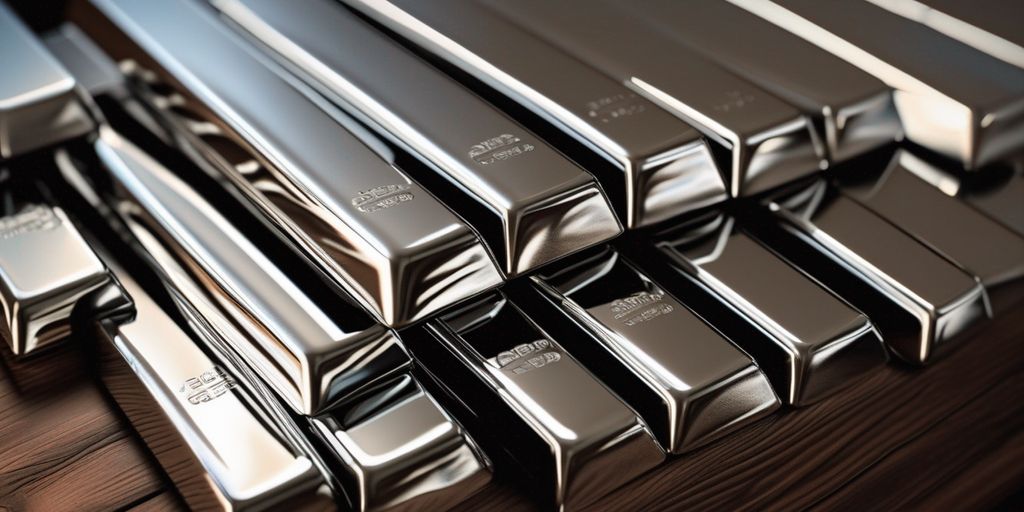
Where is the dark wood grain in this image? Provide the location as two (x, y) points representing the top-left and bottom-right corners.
(0, 301), (1021, 511)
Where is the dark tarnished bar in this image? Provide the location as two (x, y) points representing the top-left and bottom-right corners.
(483, 0), (822, 197)
(93, 128), (410, 415)
(753, 179), (990, 364)
(627, 0), (900, 164)
(838, 151), (1024, 314)
(428, 292), (664, 510)
(0, 2), (93, 160)
(533, 248), (779, 453)
(312, 373), (491, 512)
(0, 204), (109, 357)
(730, 0), (1024, 170)
(211, 0), (621, 276)
(655, 213), (887, 406)
(71, 0), (503, 326)
(344, 0), (726, 228)
(88, 257), (333, 510)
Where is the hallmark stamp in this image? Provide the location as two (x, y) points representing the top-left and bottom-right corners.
(468, 134), (535, 165)
(610, 292), (673, 326)
(585, 93), (646, 124)
(351, 184), (414, 213)
(713, 90), (756, 113)
(496, 339), (561, 375)
(0, 205), (61, 239)
(179, 366), (237, 405)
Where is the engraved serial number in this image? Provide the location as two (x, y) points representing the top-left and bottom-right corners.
(585, 93), (646, 124)
(495, 339), (561, 375)
(0, 205), (61, 239)
(713, 90), (756, 113)
(468, 134), (534, 165)
(610, 292), (673, 326)
(351, 184), (415, 213)
(179, 366), (237, 405)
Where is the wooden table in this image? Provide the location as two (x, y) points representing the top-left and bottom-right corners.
(2, 300), (1022, 511)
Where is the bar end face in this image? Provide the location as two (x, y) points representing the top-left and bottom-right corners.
(633, 139), (727, 228)
(672, 363), (780, 452)
(794, 315), (887, 406)
(738, 115), (823, 197)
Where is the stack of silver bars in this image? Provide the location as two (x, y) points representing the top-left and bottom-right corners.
(1, 0), (1022, 510)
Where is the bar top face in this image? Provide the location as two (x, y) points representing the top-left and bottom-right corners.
(313, 374), (490, 512)
(432, 292), (664, 509)
(100, 264), (327, 510)
(79, 0), (502, 325)
(0, 205), (108, 356)
(535, 248), (779, 452)
(0, 2), (93, 159)
(214, 0), (621, 274)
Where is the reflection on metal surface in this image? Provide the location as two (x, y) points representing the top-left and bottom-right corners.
(534, 248), (779, 453)
(656, 213), (887, 406)
(483, 0), (822, 197)
(0, 2), (93, 159)
(94, 128), (410, 415)
(428, 292), (664, 510)
(90, 258), (334, 510)
(0, 205), (109, 357)
(71, 0), (502, 326)
(312, 374), (491, 512)
(627, 0), (900, 164)
(43, 23), (126, 98)
(729, 0), (1024, 170)
(212, 0), (621, 275)
(345, 0), (725, 228)
(763, 179), (989, 364)
(838, 151), (1024, 314)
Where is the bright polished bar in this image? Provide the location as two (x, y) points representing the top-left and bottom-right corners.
(655, 213), (887, 406)
(534, 248), (779, 453)
(838, 151), (1024, 314)
(0, 205), (109, 357)
(344, 0), (726, 228)
(483, 0), (822, 197)
(730, 0), (1024, 170)
(0, 2), (93, 160)
(71, 0), (503, 326)
(212, 0), (621, 276)
(758, 179), (989, 364)
(906, 157), (1024, 237)
(627, 0), (900, 164)
(312, 373), (491, 512)
(95, 128), (410, 415)
(428, 292), (664, 510)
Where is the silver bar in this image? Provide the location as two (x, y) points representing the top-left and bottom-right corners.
(42, 23), (126, 98)
(0, 205), (109, 357)
(312, 373), (491, 512)
(428, 292), (664, 510)
(0, 2), (93, 160)
(626, 0), (901, 164)
(211, 0), (621, 275)
(762, 179), (990, 364)
(72, 0), (503, 326)
(343, 0), (726, 229)
(90, 259), (335, 510)
(533, 248), (779, 453)
(655, 214), (887, 406)
(94, 127), (410, 415)
(729, 0), (1024, 170)
(482, 0), (822, 197)
(839, 151), (1024, 314)
(866, 0), (1024, 69)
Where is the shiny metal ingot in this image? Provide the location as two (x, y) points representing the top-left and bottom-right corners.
(656, 213), (888, 406)
(312, 374), (491, 512)
(0, 2), (93, 160)
(0, 205), (108, 357)
(730, 0), (1024, 170)
(93, 264), (334, 511)
(71, 0), (502, 326)
(344, 0), (726, 228)
(95, 128), (410, 415)
(212, 0), (622, 275)
(429, 293), (665, 510)
(838, 151), (1024, 314)
(484, 0), (823, 197)
(763, 179), (990, 364)
(534, 248), (779, 453)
